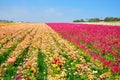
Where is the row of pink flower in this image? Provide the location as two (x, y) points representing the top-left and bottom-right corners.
(47, 23), (120, 72)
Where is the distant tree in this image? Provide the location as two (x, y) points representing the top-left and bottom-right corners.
(0, 19), (14, 23)
(73, 20), (80, 22)
(73, 17), (120, 22)
(73, 19), (84, 22)
(104, 17), (120, 22)
(88, 18), (100, 22)
(79, 19), (84, 22)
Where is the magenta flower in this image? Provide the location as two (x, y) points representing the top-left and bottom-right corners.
(110, 65), (120, 72)
(14, 74), (21, 80)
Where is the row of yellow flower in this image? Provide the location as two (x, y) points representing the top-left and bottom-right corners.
(0, 26), (32, 55)
(16, 25), (41, 80)
(0, 24), (38, 79)
(0, 23), (28, 40)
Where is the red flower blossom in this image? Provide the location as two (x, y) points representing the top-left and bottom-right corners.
(110, 66), (120, 72)
(103, 60), (112, 67)
(51, 58), (62, 65)
(14, 74), (21, 80)
(51, 60), (57, 64)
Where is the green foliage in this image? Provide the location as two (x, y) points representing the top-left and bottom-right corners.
(73, 17), (120, 22)
(103, 52), (115, 61)
(88, 18), (100, 22)
(104, 17), (120, 22)
(73, 19), (84, 22)
(37, 51), (47, 80)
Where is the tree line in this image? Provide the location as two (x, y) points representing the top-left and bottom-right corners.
(0, 20), (14, 23)
(73, 17), (120, 22)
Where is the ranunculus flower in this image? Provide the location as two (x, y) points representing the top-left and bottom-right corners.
(18, 66), (22, 71)
(110, 66), (120, 72)
(51, 60), (57, 64)
(51, 58), (63, 65)
(7, 58), (16, 63)
(31, 67), (37, 72)
(14, 73), (21, 80)
(103, 60), (112, 67)
(61, 71), (67, 77)
(25, 61), (31, 67)
(0, 73), (2, 77)
(100, 73), (106, 79)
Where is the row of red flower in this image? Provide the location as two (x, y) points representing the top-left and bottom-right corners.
(47, 23), (120, 72)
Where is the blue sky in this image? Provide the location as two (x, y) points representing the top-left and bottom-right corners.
(0, 0), (120, 22)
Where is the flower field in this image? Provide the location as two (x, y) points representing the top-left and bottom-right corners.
(0, 23), (120, 80)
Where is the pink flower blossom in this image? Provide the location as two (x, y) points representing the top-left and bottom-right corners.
(110, 65), (120, 72)
(7, 58), (16, 63)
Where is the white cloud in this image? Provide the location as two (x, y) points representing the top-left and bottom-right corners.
(0, 7), (64, 22)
